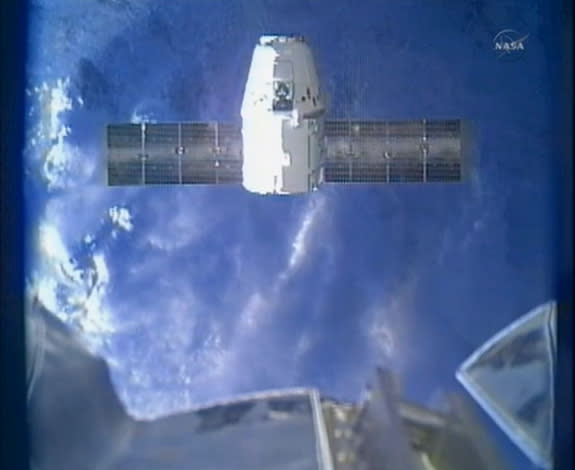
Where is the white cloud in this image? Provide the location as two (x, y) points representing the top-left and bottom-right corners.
(29, 78), (74, 142)
(35, 277), (59, 314)
(42, 126), (72, 189)
(28, 78), (74, 189)
(287, 196), (324, 271)
(370, 323), (395, 358)
(365, 275), (420, 378)
(116, 192), (330, 417)
(109, 206), (134, 232)
(92, 253), (110, 284)
(280, 193), (326, 283)
(31, 213), (137, 356)
(142, 189), (215, 252)
(235, 194), (326, 337)
(33, 266), (110, 352)
(294, 332), (313, 361)
(42, 187), (133, 246)
(206, 193), (328, 398)
(237, 292), (269, 333)
(38, 222), (69, 262)
(100, 256), (232, 418)
(26, 77), (100, 190)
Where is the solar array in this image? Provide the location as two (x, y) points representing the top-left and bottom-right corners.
(107, 122), (243, 185)
(107, 119), (465, 187)
(322, 119), (463, 183)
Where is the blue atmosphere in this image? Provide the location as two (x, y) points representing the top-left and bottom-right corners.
(24, 1), (560, 469)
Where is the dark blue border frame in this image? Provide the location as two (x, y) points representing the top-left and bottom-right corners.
(0, 1), (30, 469)
(552, 1), (574, 469)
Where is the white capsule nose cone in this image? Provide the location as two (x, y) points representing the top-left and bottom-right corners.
(259, 35), (305, 46)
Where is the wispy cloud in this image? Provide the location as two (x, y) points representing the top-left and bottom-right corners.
(238, 194), (327, 333)
(140, 188), (217, 252)
(210, 193), (329, 396)
(26, 78), (98, 190)
(109, 206), (134, 232)
(364, 274), (420, 381)
(284, 195), (326, 277)
(32, 219), (119, 353)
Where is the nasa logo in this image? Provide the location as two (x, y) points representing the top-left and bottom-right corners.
(493, 29), (528, 60)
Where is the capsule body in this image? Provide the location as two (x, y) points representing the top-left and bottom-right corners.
(240, 36), (325, 195)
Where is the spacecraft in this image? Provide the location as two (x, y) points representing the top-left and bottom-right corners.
(106, 35), (470, 195)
